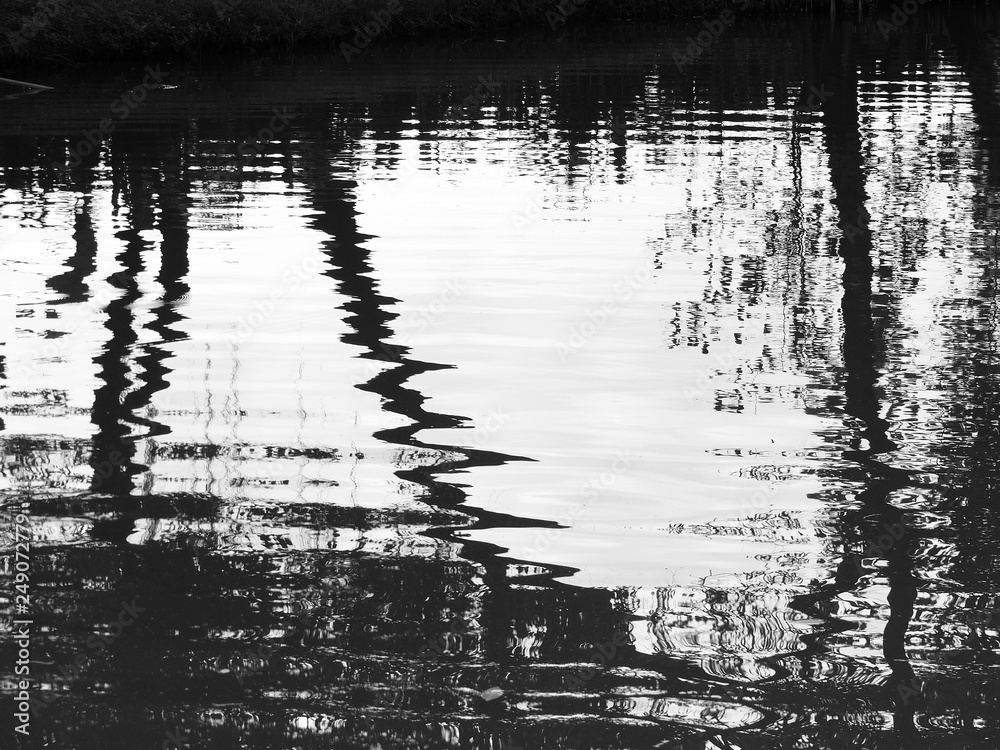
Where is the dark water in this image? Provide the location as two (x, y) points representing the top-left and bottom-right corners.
(1, 5), (1000, 749)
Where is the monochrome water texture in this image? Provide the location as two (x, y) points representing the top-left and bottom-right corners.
(1, 4), (999, 750)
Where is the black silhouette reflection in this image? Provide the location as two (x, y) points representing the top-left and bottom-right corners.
(1, 6), (1000, 749)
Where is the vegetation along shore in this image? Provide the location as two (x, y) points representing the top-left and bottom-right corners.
(1, 0), (939, 66)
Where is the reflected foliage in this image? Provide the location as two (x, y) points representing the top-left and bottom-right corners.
(2, 6), (1000, 749)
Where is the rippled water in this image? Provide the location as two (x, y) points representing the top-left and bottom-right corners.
(2, 5), (1000, 749)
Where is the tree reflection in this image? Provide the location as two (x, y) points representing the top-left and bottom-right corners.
(3, 6), (1000, 748)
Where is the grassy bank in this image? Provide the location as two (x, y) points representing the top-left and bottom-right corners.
(1, 0), (895, 65)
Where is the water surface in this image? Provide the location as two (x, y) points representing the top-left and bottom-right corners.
(2, 7), (1000, 749)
